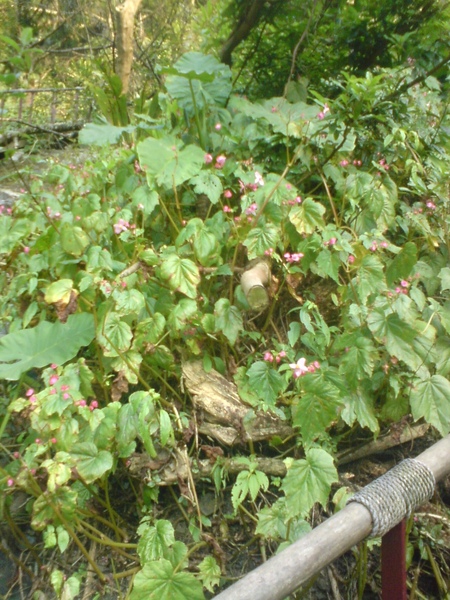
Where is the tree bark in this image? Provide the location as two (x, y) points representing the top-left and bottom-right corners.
(115, 0), (143, 94)
(219, 0), (267, 65)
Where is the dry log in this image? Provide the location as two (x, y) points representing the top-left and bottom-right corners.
(182, 360), (293, 445)
(337, 423), (430, 465)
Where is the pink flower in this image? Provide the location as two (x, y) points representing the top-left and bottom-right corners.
(204, 153), (213, 164)
(113, 219), (130, 235)
(60, 385), (69, 392)
(264, 248), (274, 256)
(51, 438), (57, 444)
(49, 374), (59, 385)
(245, 203), (258, 216)
(400, 280), (409, 288)
(26, 388), (35, 397)
(29, 395), (37, 404)
(426, 200), (436, 209)
(23, 246), (30, 254)
(328, 237), (337, 246)
(7, 478), (14, 487)
(224, 189), (233, 199)
(214, 123), (222, 131)
(223, 205), (232, 213)
(295, 196), (302, 204)
(290, 358), (309, 378)
(348, 255), (355, 264)
(340, 159), (349, 167)
(51, 364), (58, 369)
(63, 393), (70, 400)
(264, 351), (274, 362)
(278, 350), (287, 358)
(215, 155), (226, 169)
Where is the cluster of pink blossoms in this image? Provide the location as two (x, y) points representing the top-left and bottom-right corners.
(263, 350), (286, 364)
(0, 205), (12, 215)
(284, 252), (304, 263)
(204, 153), (227, 169)
(369, 240), (389, 252)
(290, 358), (321, 378)
(387, 280), (410, 297)
(114, 218), (136, 235)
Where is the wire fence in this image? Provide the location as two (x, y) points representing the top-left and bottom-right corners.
(0, 87), (92, 145)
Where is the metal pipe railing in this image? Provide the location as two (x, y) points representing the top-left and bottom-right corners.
(214, 435), (450, 600)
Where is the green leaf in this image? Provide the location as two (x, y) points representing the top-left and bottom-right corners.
(60, 223), (90, 257)
(214, 298), (243, 345)
(0, 217), (30, 253)
(281, 449), (338, 519)
(341, 386), (380, 434)
(97, 312), (133, 357)
(289, 199), (325, 234)
(438, 267), (450, 292)
(71, 443), (113, 483)
(410, 375), (450, 436)
(79, 121), (134, 146)
(243, 222), (279, 260)
(339, 336), (377, 382)
(292, 375), (343, 445)
(137, 137), (205, 189)
(386, 242), (417, 287)
(198, 556), (221, 592)
(190, 171), (222, 204)
(193, 226), (219, 266)
(137, 519), (175, 562)
(355, 255), (386, 302)
(246, 361), (285, 407)
(367, 309), (421, 369)
(130, 559), (205, 600)
(160, 253), (201, 298)
(0, 313), (95, 380)
(162, 52), (232, 113)
(315, 249), (341, 282)
(167, 299), (197, 331)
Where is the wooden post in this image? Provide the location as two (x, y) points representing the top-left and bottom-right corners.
(381, 519), (407, 600)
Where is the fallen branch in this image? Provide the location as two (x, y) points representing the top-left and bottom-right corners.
(0, 121), (85, 145)
(337, 423), (430, 465)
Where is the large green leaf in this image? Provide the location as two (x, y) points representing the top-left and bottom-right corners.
(355, 255), (386, 302)
(289, 199), (325, 234)
(160, 253), (201, 299)
(161, 52), (232, 114)
(71, 443), (113, 483)
(246, 361), (286, 407)
(214, 298), (243, 345)
(79, 121), (135, 146)
(130, 559), (205, 600)
(190, 172), (222, 204)
(243, 221), (280, 260)
(137, 137), (205, 190)
(410, 375), (450, 435)
(367, 309), (421, 369)
(281, 449), (338, 519)
(60, 223), (90, 257)
(341, 385), (380, 434)
(0, 313), (95, 380)
(137, 519), (175, 562)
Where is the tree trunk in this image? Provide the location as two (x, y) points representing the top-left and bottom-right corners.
(219, 0), (267, 65)
(115, 0), (143, 94)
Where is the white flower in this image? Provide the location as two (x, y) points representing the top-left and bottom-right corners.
(289, 357), (309, 378)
